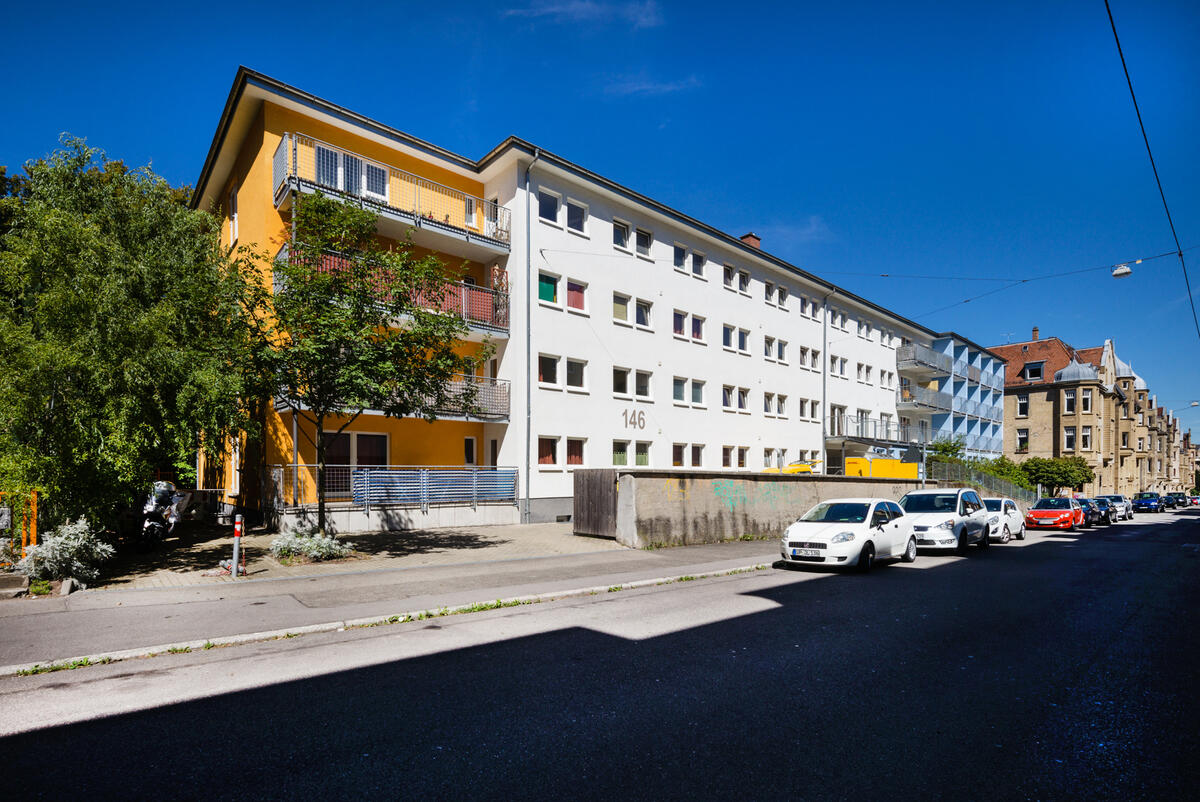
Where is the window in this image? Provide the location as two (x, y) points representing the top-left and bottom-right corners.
(1122, 432), (1129, 448)
(673, 244), (687, 271)
(538, 436), (558, 466)
(764, 392), (775, 415)
(737, 447), (748, 468)
(566, 280), (586, 312)
(777, 287), (788, 308)
(777, 395), (787, 417)
(722, 385), (734, 410)
(464, 196), (477, 228)
(856, 363), (864, 382)
(738, 329), (749, 353)
(723, 264), (735, 288)
(765, 281), (775, 304)
(463, 437), (477, 465)
(613, 440), (629, 466)
(613, 367), (630, 396)
(673, 310), (687, 337)
(691, 380), (705, 406)
(722, 325), (734, 349)
(1081, 426), (1092, 450)
(538, 354), (559, 385)
(1138, 437), (1144, 451)
(864, 366), (873, 384)
(1017, 428), (1029, 452)
(1064, 426), (1076, 451)
(227, 186), (238, 244)
(797, 399), (808, 419)
(672, 443), (686, 467)
(635, 441), (650, 466)
(764, 336), (775, 359)
(691, 316), (705, 341)
(799, 346), (810, 368)
(1017, 394), (1029, 417)
(737, 387), (749, 411)
(1082, 389), (1092, 413)
(810, 301), (821, 319)
(566, 359), (586, 390)
(635, 299), (652, 328)
(763, 448), (774, 469)
(613, 220), (630, 249)
(566, 200), (587, 233)
(635, 370), (652, 399)
(567, 438), (585, 466)
(777, 340), (787, 363)
(691, 444), (703, 467)
(1024, 362), (1044, 381)
(738, 270), (750, 293)
(613, 293), (629, 323)
(537, 190), (559, 224)
(673, 377), (687, 403)
(1064, 389), (1076, 414)
(635, 228), (652, 257)
(692, 252), (705, 278)
(538, 272), (559, 304)
(722, 446), (733, 468)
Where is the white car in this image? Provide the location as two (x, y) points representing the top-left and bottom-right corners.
(779, 498), (917, 571)
(1098, 494), (1133, 520)
(898, 488), (990, 553)
(983, 497), (1025, 543)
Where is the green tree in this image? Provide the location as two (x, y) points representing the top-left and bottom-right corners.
(925, 435), (965, 466)
(1019, 456), (1095, 496)
(0, 138), (268, 529)
(973, 455), (1033, 491)
(269, 192), (487, 534)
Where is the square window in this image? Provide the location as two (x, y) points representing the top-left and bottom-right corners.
(613, 220), (630, 249)
(567, 438), (584, 466)
(538, 436), (558, 465)
(538, 354), (559, 385)
(566, 201), (587, 233)
(672, 443), (685, 467)
(613, 367), (630, 395)
(673, 244), (687, 270)
(566, 359), (585, 389)
(690, 444), (703, 467)
(673, 310), (686, 336)
(538, 272), (558, 304)
(723, 264), (735, 288)
(738, 271), (750, 293)
(1025, 362), (1044, 381)
(567, 280), (586, 311)
(722, 446), (733, 468)
(537, 190), (559, 223)
(635, 300), (652, 328)
(635, 441), (650, 466)
(636, 228), (652, 257)
(635, 370), (652, 399)
(691, 316), (705, 340)
(691, 380), (705, 405)
(692, 252), (705, 277)
(673, 377), (686, 402)
(613, 293), (629, 322)
(613, 440), (629, 466)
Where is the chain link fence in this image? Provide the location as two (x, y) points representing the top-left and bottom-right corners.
(928, 461), (1037, 506)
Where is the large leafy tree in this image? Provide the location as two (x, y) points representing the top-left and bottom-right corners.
(1019, 456), (1095, 496)
(0, 138), (269, 529)
(271, 192), (487, 533)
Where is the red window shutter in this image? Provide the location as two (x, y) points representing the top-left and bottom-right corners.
(567, 281), (584, 309)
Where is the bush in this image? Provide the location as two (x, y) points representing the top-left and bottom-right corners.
(269, 529), (353, 561)
(17, 517), (114, 582)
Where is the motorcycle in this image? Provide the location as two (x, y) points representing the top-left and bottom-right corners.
(140, 481), (192, 550)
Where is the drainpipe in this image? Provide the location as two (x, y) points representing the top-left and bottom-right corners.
(820, 288), (838, 475)
(523, 149), (541, 523)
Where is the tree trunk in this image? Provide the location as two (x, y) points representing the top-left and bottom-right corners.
(315, 411), (326, 535)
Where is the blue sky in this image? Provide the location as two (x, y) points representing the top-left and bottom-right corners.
(4, 0), (1199, 428)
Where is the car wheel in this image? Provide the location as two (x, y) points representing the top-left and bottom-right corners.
(1016, 524), (1026, 541)
(955, 530), (970, 555)
(978, 529), (990, 548)
(902, 536), (917, 563)
(1000, 525), (1012, 544)
(858, 542), (875, 573)
(1068, 519), (1076, 532)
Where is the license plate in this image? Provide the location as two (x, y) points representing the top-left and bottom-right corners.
(792, 548), (820, 557)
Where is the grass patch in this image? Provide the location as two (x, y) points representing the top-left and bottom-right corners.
(28, 579), (53, 596)
(17, 657), (112, 675)
(167, 646), (191, 654)
(607, 585), (624, 593)
(203, 641), (215, 650)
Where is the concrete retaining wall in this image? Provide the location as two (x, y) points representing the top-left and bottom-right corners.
(600, 470), (936, 549)
(278, 503), (520, 534)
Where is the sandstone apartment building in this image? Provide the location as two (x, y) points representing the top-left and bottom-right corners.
(989, 328), (1187, 497)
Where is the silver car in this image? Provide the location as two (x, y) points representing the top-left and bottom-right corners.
(1098, 494), (1133, 520)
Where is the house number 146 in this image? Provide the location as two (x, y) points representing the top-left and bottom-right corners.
(622, 409), (646, 430)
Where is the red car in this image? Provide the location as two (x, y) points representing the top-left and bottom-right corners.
(1025, 497), (1085, 530)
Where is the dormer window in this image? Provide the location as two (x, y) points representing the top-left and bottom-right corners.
(1024, 362), (1044, 381)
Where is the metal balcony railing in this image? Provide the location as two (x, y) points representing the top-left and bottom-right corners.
(897, 385), (953, 412)
(433, 374), (511, 419)
(274, 133), (511, 246)
(968, 364), (981, 383)
(897, 344), (953, 374)
(266, 464), (519, 511)
(827, 415), (937, 445)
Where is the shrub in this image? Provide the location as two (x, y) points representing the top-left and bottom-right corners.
(269, 529), (353, 561)
(17, 517), (114, 582)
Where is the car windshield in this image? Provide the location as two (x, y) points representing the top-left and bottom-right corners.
(1094, 499), (1109, 508)
(983, 500), (1002, 512)
(1135, 493), (1156, 500)
(899, 493), (957, 513)
(800, 502), (870, 524)
(1033, 498), (1071, 510)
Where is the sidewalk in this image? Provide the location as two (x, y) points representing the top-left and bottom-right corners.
(0, 525), (780, 671)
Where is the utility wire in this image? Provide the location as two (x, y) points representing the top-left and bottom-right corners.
(1105, 0), (1200, 343)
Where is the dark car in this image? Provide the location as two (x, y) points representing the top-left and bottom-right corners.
(1132, 492), (1163, 513)
(1166, 492), (1188, 509)
(1161, 493), (1177, 509)
(1091, 497), (1115, 525)
(1078, 499), (1102, 527)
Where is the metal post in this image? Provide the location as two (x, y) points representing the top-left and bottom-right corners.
(232, 514), (243, 579)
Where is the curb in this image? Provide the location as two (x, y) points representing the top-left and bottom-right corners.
(0, 563), (771, 677)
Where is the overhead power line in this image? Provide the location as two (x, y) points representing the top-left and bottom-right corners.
(1104, 0), (1200, 344)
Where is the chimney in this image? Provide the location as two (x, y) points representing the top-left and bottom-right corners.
(1032, 326), (1039, 341)
(740, 232), (761, 249)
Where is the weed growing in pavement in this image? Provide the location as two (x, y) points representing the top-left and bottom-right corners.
(678, 575), (696, 582)
(167, 646), (191, 654)
(17, 657), (112, 675)
(607, 585), (624, 593)
(29, 579), (52, 595)
(203, 641), (216, 650)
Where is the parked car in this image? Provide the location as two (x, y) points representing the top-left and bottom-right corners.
(1189, 495), (1200, 507)
(1091, 497), (1116, 525)
(1025, 497), (1084, 531)
(983, 497), (1025, 542)
(898, 488), (990, 553)
(1161, 493), (1178, 509)
(779, 498), (916, 571)
(1166, 492), (1188, 509)
(1132, 492), (1163, 513)
(1077, 499), (1103, 527)
(1098, 494), (1133, 520)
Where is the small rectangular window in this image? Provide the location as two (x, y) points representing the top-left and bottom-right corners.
(673, 377), (686, 402)
(1017, 394), (1029, 416)
(764, 336), (775, 358)
(635, 300), (652, 328)
(1081, 426), (1092, 450)
(777, 287), (787, 308)
(635, 441), (650, 466)
(738, 271), (750, 293)
(737, 447), (748, 468)
(566, 359), (585, 389)
(672, 443), (685, 467)
(738, 329), (749, 353)
(691, 380), (705, 405)
(690, 444), (703, 467)
(764, 282), (775, 303)
(613, 293), (629, 322)
(613, 440), (629, 466)
(567, 280), (586, 311)
(538, 436), (558, 465)
(538, 272), (558, 304)
(738, 387), (749, 410)
(691, 316), (704, 340)
(635, 370), (652, 399)
(722, 385), (734, 409)
(567, 438), (584, 466)
(636, 228), (652, 257)
(613, 220), (630, 249)
(722, 446), (733, 468)
(538, 354), (559, 385)
(777, 340), (787, 362)
(613, 367), (630, 395)
(1064, 389), (1076, 414)
(764, 392), (774, 414)
(723, 264), (735, 288)
(673, 244), (687, 270)
(1064, 426), (1076, 451)
(538, 190), (559, 223)
(691, 252), (705, 277)
(723, 325), (734, 348)
(777, 395), (787, 417)
(566, 200), (587, 232)
(673, 310), (686, 336)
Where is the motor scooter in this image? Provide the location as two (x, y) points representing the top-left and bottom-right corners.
(140, 481), (192, 549)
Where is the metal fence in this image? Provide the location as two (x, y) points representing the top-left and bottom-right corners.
(274, 133), (511, 245)
(266, 465), (519, 513)
(927, 461), (1037, 506)
(897, 385), (953, 412)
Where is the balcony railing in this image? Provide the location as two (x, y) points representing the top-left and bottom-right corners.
(968, 364), (981, 383)
(826, 415), (937, 446)
(274, 133), (511, 246)
(897, 344), (953, 374)
(266, 464), (518, 512)
(897, 385), (953, 412)
(433, 374), (511, 419)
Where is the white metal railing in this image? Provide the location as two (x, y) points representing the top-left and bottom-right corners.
(897, 343), (953, 374)
(432, 374), (511, 419)
(897, 385), (953, 412)
(274, 133), (511, 245)
(267, 464), (519, 512)
(827, 415), (938, 445)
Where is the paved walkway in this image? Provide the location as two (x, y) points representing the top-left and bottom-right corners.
(97, 522), (626, 589)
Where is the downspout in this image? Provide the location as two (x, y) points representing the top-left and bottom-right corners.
(820, 288), (838, 475)
(523, 149), (541, 522)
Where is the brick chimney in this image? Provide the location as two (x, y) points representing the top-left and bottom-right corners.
(740, 232), (761, 249)
(1032, 326), (1039, 341)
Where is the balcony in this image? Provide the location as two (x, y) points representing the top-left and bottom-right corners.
(897, 385), (953, 412)
(967, 364), (981, 384)
(826, 415), (937, 446)
(273, 133), (511, 259)
(897, 344), (953, 376)
(431, 374), (511, 420)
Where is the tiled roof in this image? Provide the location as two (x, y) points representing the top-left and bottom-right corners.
(1075, 346), (1104, 367)
(987, 337), (1079, 389)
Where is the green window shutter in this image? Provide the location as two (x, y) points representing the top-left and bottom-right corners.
(538, 274), (557, 303)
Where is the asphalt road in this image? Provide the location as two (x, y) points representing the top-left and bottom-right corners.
(3, 510), (1198, 800)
